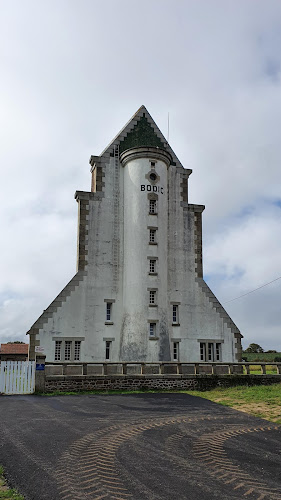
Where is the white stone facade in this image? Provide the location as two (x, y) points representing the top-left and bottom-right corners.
(28, 106), (242, 363)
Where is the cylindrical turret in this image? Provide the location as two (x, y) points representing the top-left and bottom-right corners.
(120, 146), (172, 361)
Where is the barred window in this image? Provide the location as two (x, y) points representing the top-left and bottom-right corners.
(149, 290), (156, 304)
(64, 341), (71, 361)
(149, 260), (156, 273)
(149, 229), (156, 242)
(74, 341), (81, 361)
(149, 199), (156, 214)
(55, 341), (62, 361)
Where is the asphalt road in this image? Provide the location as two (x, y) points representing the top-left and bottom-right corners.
(0, 393), (280, 500)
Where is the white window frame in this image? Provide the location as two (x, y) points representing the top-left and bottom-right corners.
(53, 338), (84, 362)
(64, 341), (71, 361)
(74, 341), (81, 361)
(200, 342), (222, 362)
(55, 341), (62, 361)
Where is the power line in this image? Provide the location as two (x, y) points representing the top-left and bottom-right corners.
(225, 275), (281, 303)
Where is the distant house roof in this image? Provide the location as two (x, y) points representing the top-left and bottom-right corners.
(0, 343), (29, 355)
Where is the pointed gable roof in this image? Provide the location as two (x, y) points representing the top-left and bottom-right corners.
(91, 106), (190, 172)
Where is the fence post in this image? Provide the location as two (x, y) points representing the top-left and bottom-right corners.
(228, 364), (233, 375)
(35, 355), (46, 393)
(260, 364), (266, 375)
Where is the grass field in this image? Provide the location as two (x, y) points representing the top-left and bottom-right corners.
(0, 466), (24, 499)
(184, 383), (281, 424)
(242, 352), (281, 362)
(246, 365), (278, 374)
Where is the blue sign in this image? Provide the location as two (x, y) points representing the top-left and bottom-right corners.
(36, 364), (45, 371)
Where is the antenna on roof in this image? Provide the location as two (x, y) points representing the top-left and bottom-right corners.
(167, 112), (170, 143)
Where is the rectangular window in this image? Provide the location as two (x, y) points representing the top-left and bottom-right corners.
(105, 341), (111, 360)
(74, 341), (81, 361)
(106, 302), (111, 321)
(173, 342), (179, 361)
(208, 342), (214, 361)
(199, 342), (221, 362)
(149, 199), (156, 214)
(149, 260), (156, 273)
(172, 305), (178, 324)
(149, 323), (156, 337)
(55, 341), (62, 361)
(149, 290), (156, 304)
(64, 341), (71, 361)
(215, 343), (221, 361)
(149, 229), (156, 242)
(200, 342), (206, 362)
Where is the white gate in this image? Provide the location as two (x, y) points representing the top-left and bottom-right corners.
(0, 361), (35, 395)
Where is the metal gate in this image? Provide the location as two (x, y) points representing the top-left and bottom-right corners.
(0, 361), (35, 395)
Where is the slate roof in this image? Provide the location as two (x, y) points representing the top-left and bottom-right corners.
(90, 105), (191, 174)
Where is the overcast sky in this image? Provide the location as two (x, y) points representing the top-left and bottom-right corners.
(1, 0), (281, 350)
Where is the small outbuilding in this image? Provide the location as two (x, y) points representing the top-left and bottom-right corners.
(0, 343), (29, 362)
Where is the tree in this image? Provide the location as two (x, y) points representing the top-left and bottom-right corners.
(244, 343), (264, 353)
(7, 341), (25, 344)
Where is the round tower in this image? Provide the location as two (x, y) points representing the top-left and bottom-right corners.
(120, 146), (172, 361)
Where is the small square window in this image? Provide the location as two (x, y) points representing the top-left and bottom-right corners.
(150, 161), (156, 167)
(149, 260), (156, 273)
(149, 290), (156, 304)
(149, 323), (156, 337)
(149, 199), (156, 214)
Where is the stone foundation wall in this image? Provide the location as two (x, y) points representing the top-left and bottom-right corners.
(43, 374), (281, 393)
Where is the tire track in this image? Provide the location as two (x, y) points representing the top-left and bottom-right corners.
(56, 415), (281, 500)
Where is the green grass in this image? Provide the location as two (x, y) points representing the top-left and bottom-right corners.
(183, 384), (281, 424)
(0, 466), (24, 500)
(242, 352), (281, 362)
(245, 365), (278, 375)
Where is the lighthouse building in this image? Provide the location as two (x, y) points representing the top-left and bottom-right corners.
(28, 106), (242, 363)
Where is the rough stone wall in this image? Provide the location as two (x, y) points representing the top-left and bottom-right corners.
(43, 374), (281, 393)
